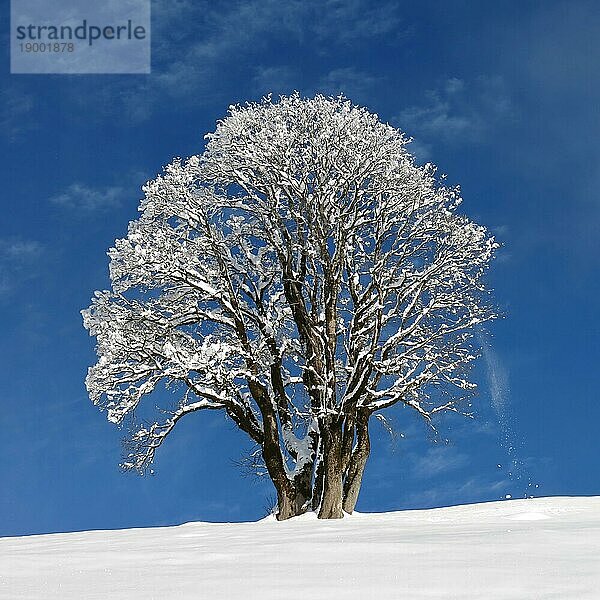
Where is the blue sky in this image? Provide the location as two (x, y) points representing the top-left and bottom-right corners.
(1, 0), (599, 536)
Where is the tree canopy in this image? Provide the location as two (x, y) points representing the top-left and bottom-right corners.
(83, 94), (498, 519)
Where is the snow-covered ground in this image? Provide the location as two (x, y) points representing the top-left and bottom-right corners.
(1, 496), (598, 599)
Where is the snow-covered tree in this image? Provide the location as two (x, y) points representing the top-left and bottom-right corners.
(83, 94), (498, 520)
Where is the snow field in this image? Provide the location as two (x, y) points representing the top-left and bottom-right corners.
(1, 496), (598, 599)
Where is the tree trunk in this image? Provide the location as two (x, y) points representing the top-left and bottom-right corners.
(275, 487), (297, 521)
(342, 409), (370, 514)
(318, 419), (344, 519)
(274, 473), (313, 520)
(272, 432), (318, 520)
(250, 380), (297, 521)
(270, 413), (371, 520)
(311, 452), (324, 512)
(293, 461), (313, 515)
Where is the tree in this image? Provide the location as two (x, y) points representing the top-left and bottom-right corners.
(83, 94), (498, 520)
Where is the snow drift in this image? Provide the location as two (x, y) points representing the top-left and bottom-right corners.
(1, 496), (598, 599)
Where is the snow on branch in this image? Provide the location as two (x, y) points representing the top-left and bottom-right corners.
(122, 398), (225, 473)
(83, 93), (498, 478)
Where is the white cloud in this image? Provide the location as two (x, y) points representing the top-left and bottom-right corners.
(313, 68), (382, 103)
(0, 88), (35, 139)
(0, 240), (42, 261)
(311, 0), (405, 45)
(401, 475), (512, 507)
(0, 238), (43, 297)
(50, 183), (125, 212)
(251, 66), (298, 97)
(81, 0), (406, 121)
(395, 76), (513, 147)
(250, 66), (384, 107)
(411, 445), (469, 480)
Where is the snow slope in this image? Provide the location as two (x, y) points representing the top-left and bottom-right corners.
(1, 496), (598, 599)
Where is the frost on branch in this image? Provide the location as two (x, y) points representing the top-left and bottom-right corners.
(83, 93), (498, 519)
